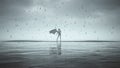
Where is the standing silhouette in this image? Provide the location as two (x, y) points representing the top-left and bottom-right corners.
(49, 28), (61, 42)
(49, 28), (62, 55)
(56, 28), (61, 42)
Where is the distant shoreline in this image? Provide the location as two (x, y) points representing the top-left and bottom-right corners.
(1, 40), (120, 42)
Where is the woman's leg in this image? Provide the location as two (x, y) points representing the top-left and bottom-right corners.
(56, 35), (59, 42)
(59, 35), (61, 41)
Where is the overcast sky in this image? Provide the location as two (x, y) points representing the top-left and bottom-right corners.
(0, 0), (120, 41)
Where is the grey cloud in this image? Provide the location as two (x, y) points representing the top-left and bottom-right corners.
(0, 0), (120, 17)
(0, 0), (33, 16)
(38, 0), (120, 18)
(0, 0), (120, 21)
(93, 0), (120, 9)
(0, 0), (119, 40)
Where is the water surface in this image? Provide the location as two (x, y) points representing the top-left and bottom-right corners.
(0, 42), (120, 68)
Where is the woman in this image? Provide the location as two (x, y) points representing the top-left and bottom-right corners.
(56, 28), (61, 42)
(49, 28), (62, 55)
(49, 28), (61, 42)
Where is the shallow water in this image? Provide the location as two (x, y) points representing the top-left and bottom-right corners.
(0, 42), (120, 68)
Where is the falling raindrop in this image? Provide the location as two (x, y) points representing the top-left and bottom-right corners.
(94, 31), (96, 33)
(66, 14), (69, 16)
(81, 5), (84, 10)
(64, 21), (67, 24)
(7, 29), (9, 32)
(111, 31), (114, 34)
(97, 37), (99, 40)
(38, 29), (40, 31)
(56, 17), (58, 19)
(26, 23), (28, 26)
(10, 35), (12, 38)
(34, 18), (37, 21)
(44, 9), (46, 12)
(74, 21), (76, 24)
(15, 24), (19, 27)
(20, 28), (22, 30)
(83, 24), (86, 28)
(46, 24), (49, 26)
(85, 32), (87, 35)
(40, 7), (41, 10)
(14, 18), (17, 21)
(61, 2), (64, 5)
(112, 26), (115, 29)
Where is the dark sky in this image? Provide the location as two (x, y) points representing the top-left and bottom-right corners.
(0, 0), (120, 41)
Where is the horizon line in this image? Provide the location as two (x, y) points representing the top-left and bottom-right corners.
(1, 40), (120, 42)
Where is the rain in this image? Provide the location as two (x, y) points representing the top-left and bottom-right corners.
(0, 0), (120, 68)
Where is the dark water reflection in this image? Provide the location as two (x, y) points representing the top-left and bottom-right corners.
(0, 42), (120, 68)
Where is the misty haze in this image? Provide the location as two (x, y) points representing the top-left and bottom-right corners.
(0, 0), (120, 68)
